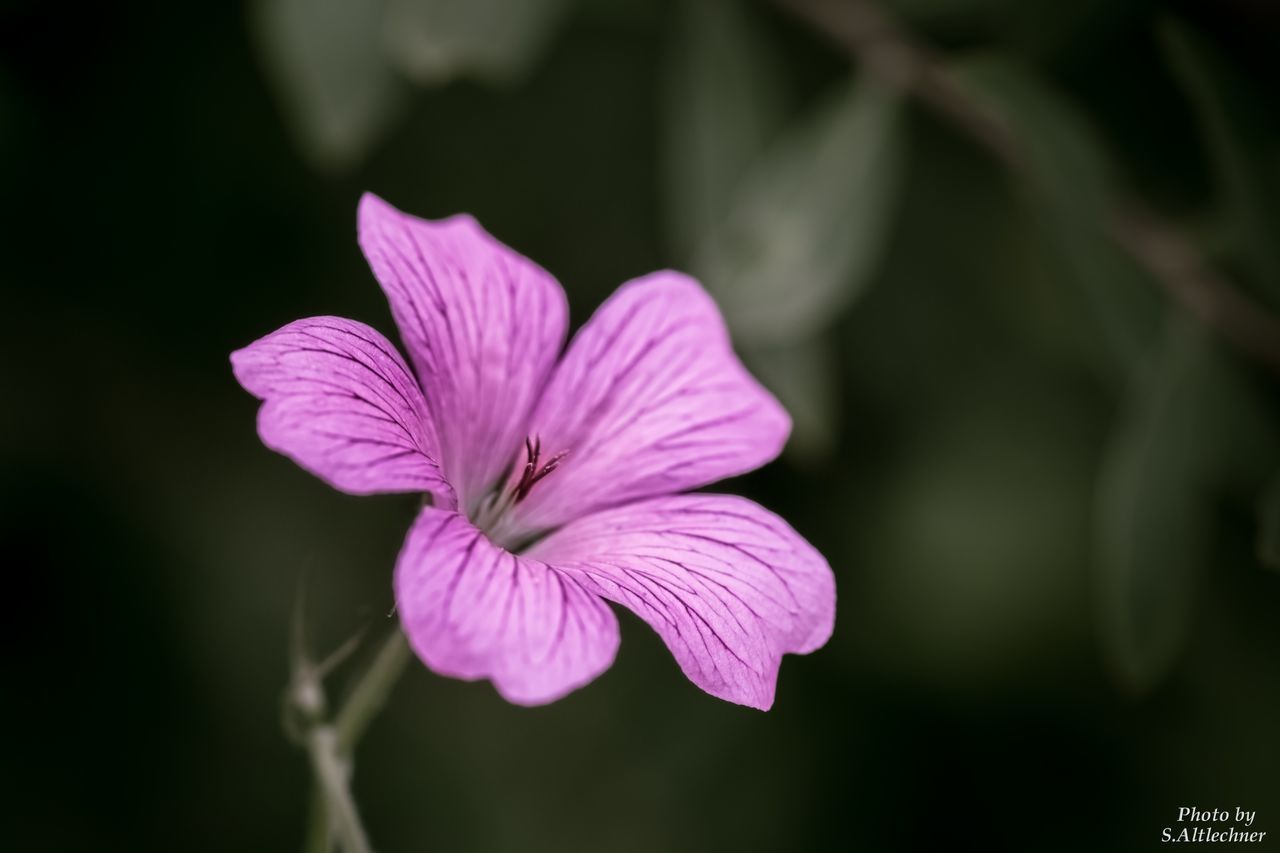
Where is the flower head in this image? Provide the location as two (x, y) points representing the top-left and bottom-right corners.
(231, 194), (835, 709)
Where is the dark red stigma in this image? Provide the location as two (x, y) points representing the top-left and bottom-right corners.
(512, 435), (568, 502)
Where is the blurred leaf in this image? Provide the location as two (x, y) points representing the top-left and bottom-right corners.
(1159, 18), (1280, 304)
(744, 337), (839, 463)
(693, 76), (906, 346)
(1260, 473), (1280, 571)
(1095, 317), (1211, 693)
(384, 0), (569, 86)
(664, 3), (884, 458)
(662, 0), (786, 259)
(1093, 315), (1276, 690)
(253, 0), (409, 171)
(957, 57), (1160, 372)
(960, 56), (1280, 684)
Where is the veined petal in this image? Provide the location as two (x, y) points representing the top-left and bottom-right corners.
(509, 272), (790, 535)
(395, 507), (620, 705)
(527, 494), (835, 710)
(231, 316), (452, 501)
(357, 193), (568, 514)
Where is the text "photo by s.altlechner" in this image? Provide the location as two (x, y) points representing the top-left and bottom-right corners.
(1163, 807), (1266, 844)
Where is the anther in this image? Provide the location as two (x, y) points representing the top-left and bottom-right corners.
(512, 435), (568, 502)
(529, 450), (569, 486)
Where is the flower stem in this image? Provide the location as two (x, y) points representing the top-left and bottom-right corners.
(308, 724), (372, 853)
(303, 783), (334, 853)
(336, 629), (413, 755)
(291, 627), (414, 852)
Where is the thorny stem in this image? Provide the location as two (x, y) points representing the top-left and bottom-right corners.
(774, 0), (1280, 378)
(291, 628), (414, 853)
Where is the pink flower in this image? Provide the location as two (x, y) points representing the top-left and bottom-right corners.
(232, 194), (835, 709)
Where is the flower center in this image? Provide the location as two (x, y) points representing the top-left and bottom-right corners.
(470, 435), (567, 546)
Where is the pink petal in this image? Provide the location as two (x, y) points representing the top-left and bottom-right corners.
(507, 272), (790, 536)
(231, 316), (452, 501)
(527, 494), (835, 710)
(357, 193), (568, 514)
(395, 507), (620, 705)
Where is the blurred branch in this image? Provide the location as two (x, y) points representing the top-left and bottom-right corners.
(774, 0), (1280, 378)
(1110, 203), (1280, 376)
(776, 0), (1023, 165)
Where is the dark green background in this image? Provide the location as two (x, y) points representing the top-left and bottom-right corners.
(4, 0), (1280, 850)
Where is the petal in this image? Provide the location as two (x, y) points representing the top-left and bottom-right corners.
(508, 272), (790, 536)
(231, 316), (452, 501)
(357, 193), (568, 514)
(527, 494), (835, 710)
(395, 507), (620, 705)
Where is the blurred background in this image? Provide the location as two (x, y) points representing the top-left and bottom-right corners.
(4, 0), (1280, 849)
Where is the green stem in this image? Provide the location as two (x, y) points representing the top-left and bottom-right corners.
(303, 783), (333, 853)
(292, 627), (413, 852)
(335, 629), (413, 756)
(307, 725), (372, 853)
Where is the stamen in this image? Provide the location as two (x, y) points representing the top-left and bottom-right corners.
(474, 436), (571, 537)
(514, 436), (538, 498)
(528, 450), (569, 486)
(511, 435), (568, 503)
